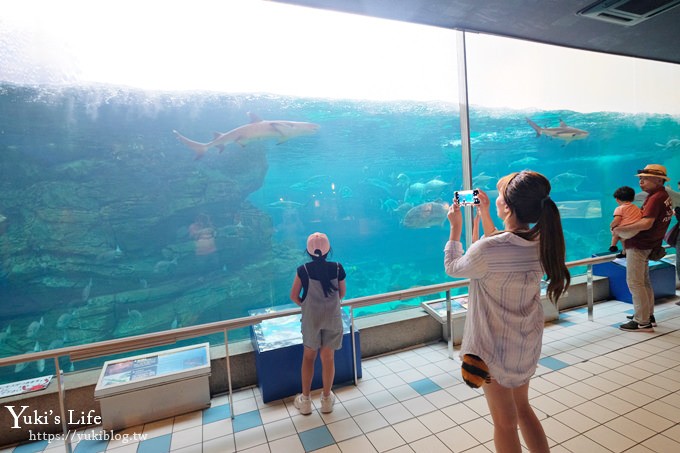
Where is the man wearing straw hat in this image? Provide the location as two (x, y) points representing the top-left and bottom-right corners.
(613, 164), (673, 332)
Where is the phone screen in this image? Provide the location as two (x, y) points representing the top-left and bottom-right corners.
(455, 189), (480, 205)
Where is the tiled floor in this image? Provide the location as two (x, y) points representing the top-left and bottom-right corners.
(4, 296), (680, 453)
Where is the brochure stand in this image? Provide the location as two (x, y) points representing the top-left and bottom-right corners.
(250, 305), (361, 403)
(94, 343), (211, 430)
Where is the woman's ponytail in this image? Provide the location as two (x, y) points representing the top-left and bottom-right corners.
(537, 198), (570, 303)
(503, 171), (570, 304)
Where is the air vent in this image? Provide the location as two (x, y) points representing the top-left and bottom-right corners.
(578, 0), (680, 26)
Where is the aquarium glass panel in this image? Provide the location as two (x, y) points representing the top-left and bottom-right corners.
(0, 1), (463, 377)
(465, 33), (680, 265)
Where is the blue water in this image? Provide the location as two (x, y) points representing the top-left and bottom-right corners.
(1, 83), (679, 381)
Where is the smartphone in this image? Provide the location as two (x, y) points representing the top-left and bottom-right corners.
(454, 189), (480, 205)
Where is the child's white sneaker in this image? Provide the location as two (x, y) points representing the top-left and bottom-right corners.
(294, 394), (312, 415)
(320, 391), (336, 414)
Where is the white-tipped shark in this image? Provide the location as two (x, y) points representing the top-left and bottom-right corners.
(173, 112), (320, 159)
(526, 117), (589, 144)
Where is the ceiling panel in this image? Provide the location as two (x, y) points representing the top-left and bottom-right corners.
(272, 0), (680, 65)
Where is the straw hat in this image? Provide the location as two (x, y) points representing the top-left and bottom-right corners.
(636, 164), (669, 181)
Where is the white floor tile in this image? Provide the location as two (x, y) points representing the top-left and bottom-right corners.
(604, 416), (656, 442)
(291, 411), (325, 432)
(401, 395), (437, 417)
(356, 378), (385, 396)
(573, 400), (619, 424)
(544, 387), (588, 407)
(172, 411), (203, 432)
(342, 395), (375, 416)
(234, 425), (267, 451)
(417, 410), (456, 434)
(337, 434), (377, 453)
(409, 434), (452, 452)
(462, 396), (490, 417)
(377, 402), (414, 425)
(625, 379), (672, 400)
(397, 368), (427, 383)
(353, 409), (389, 433)
(436, 425), (480, 452)
(365, 426), (406, 452)
(391, 418), (431, 443)
(561, 434), (615, 453)
(445, 382), (482, 402)
(203, 418), (233, 441)
(334, 384), (364, 402)
(386, 445), (415, 453)
(440, 401), (481, 425)
(389, 383), (421, 402)
(319, 403), (352, 424)
(624, 407), (675, 432)
(590, 394), (636, 416)
(202, 434), (235, 453)
(238, 443), (271, 453)
(327, 417), (363, 442)
(267, 433), (305, 453)
(259, 403), (292, 424)
(365, 389), (399, 408)
(531, 394), (569, 416)
(263, 418), (296, 442)
(584, 425), (636, 452)
(385, 359), (412, 373)
(542, 417), (579, 444)
(170, 425), (202, 450)
(460, 417), (494, 444)
(423, 389), (458, 409)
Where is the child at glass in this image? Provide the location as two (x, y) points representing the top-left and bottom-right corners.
(290, 232), (346, 415)
(444, 171), (570, 453)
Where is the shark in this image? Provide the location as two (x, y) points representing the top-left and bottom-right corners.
(655, 138), (680, 149)
(526, 117), (589, 144)
(173, 112), (320, 159)
(508, 155), (538, 168)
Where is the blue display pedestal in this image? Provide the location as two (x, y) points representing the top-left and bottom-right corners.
(592, 256), (676, 304)
(250, 305), (361, 403)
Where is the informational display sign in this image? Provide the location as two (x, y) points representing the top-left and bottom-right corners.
(421, 297), (468, 323)
(95, 343), (210, 396)
(250, 305), (352, 353)
(94, 343), (212, 430)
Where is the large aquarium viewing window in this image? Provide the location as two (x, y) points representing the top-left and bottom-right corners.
(0, 1), (464, 379)
(1, 0), (679, 382)
(465, 33), (680, 265)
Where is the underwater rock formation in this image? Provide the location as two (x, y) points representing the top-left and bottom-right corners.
(0, 87), (298, 361)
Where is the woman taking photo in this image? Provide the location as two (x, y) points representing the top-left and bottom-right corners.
(444, 170), (570, 453)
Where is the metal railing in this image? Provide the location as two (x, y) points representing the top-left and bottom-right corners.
(0, 252), (621, 451)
